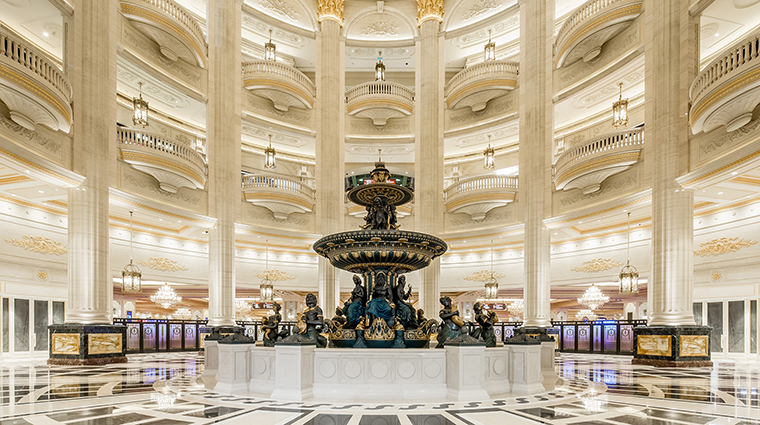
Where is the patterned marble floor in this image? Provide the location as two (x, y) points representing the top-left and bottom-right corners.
(0, 352), (758, 425)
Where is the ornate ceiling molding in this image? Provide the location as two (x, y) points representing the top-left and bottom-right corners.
(462, 0), (501, 22)
(137, 257), (189, 271)
(571, 258), (624, 273)
(361, 22), (400, 37)
(463, 270), (505, 282)
(694, 237), (757, 257)
(5, 235), (67, 255)
(254, 269), (296, 281)
(259, 0), (300, 21)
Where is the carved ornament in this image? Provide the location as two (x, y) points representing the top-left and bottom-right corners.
(571, 258), (624, 273)
(416, 0), (443, 26)
(464, 270), (505, 282)
(317, 0), (344, 25)
(137, 257), (189, 271)
(254, 269), (296, 281)
(5, 235), (67, 255)
(693, 237), (757, 257)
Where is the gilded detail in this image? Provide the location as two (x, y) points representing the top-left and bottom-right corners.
(317, 0), (344, 25)
(5, 235), (67, 255)
(693, 237), (757, 257)
(416, 0), (444, 26)
(254, 269), (295, 281)
(572, 258), (625, 273)
(137, 257), (189, 271)
(464, 270), (506, 282)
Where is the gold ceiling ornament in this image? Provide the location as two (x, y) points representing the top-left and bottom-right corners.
(317, 0), (344, 26)
(5, 235), (68, 255)
(416, 0), (444, 26)
(254, 269), (295, 281)
(137, 257), (189, 272)
(694, 237), (757, 257)
(464, 269), (506, 282)
(571, 258), (625, 273)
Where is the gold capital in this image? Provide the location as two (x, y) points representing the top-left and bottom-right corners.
(318, 0), (344, 26)
(416, 0), (443, 26)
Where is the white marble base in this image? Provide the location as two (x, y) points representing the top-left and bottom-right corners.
(312, 349), (447, 401)
(271, 345), (315, 401)
(445, 345), (490, 401)
(201, 341), (219, 383)
(215, 343), (251, 394)
(249, 346), (277, 395)
(541, 341), (558, 390)
(506, 344), (544, 395)
(483, 348), (510, 397)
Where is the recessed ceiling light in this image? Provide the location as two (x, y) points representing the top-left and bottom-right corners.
(38, 190), (43, 193)
(718, 192), (723, 195)
(732, 171), (738, 175)
(42, 31), (49, 37)
(554, 233), (558, 235)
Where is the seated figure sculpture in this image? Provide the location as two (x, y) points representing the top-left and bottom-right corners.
(365, 273), (394, 327)
(261, 302), (290, 347)
(340, 275), (366, 329)
(436, 296), (463, 348)
(469, 302), (498, 347)
(392, 275), (417, 329)
(296, 293), (327, 348)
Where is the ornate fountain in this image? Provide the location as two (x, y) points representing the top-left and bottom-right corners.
(312, 159), (448, 348)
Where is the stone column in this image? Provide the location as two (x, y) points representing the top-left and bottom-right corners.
(315, 0), (345, 314)
(49, 0), (125, 365)
(518, 0), (553, 330)
(414, 0), (445, 318)
(206, 0), (243, 328)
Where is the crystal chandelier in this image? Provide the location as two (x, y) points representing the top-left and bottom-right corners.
(612, 82), (628, 128)
(484, 29), (496, 61)
(235, 298), (251, 317)
(264, 29), (276, 61)
(173, 307), (192, 320)
(150, 283), (182, 309)
(508, 299), (524, 316)
(578, 283), (609, 310)
(132, 82), (149, 127)
(121, 211), (142, 293)
(483, 135), (495, 169)
(375, 50), (385, 81)
(575, 309), (598, 321)
(264, 134), (276, 170)
(619, 211), (639, 294)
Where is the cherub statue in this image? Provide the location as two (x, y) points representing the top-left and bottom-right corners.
(261, 302), (290, 347)
(365, 273), (394, 327)
(340, 275), (366, 329)
(436, 296), (463, 348)
(297, 293), (327, 348)
(392, 275), (416, 329)
(470, 302), (498, 347)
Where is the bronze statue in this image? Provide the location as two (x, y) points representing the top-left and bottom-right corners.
(417, 308), (427, 323)
(261, 302), (290, 347)
(297, 293), (327, 348)
(340, 275), (366, 329)
(365, 273), (394, 327)
(470, 302), (498, 347)
(362, 195), (399, 230)
(392, 275), (417, 329)
(436, 296), (463, 348)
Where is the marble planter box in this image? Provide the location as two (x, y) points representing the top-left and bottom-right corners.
(633, 326), (712, 367)
(48, 324), (127, 365)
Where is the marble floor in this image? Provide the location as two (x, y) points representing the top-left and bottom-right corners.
(0, 352), (758, 425)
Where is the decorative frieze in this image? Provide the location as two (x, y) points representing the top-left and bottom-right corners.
(5, 235), (68, 255)
(462, 0), (500, 22)
(693, 237), (757, 257)
(361, 22), (399, 36)
(571, 258), (624, 273)
(137, 257), (189, 271)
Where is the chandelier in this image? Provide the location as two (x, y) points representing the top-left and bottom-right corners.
(264, 134), (276, 170)
(150, 283), (182, 309)
(508, 299), (524, 316)
(375, 50), (385, 81)
(121, 211), (142, 293)
(578, 284), (609, 310)
(264, 29), (276, 61)
(132, 82), (149, 127)
(484, 29), (496, 61)
(576, 309), (598, 321)
(173, 307), (192, 320)
(483, 135), (495, 169)
(255, 240), (295, 302)
(235, 298), (251, 317)
(619, 211), (639, 294)
(612, 82), (628, 128)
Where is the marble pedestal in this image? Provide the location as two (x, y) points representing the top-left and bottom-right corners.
(271, 344), (315, 401)
(632, 326), (712, 367)
(202, 341), (220, 382)
(215, 342), (253, 394)
(445, 345), (490, 401)
(541, 341), (558, 390)
(48, 324), (126, 365)
(505, 343), (544, 394)
(249, 346), (277, 395)
(483, 348), (511, 397)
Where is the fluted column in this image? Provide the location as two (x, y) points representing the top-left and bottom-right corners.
(65, 0), (118, 324)
(519, 0), (553, 329)
(315, 1), (345, 314)
(206, 0), (243, 328)
(414, 0), (445, 318)
(646, 0), (696, 326)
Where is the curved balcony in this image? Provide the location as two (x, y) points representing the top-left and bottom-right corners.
(554, 126), (644, 194)
(690, 32), (760, 134)
(346, 81), (414, 126)
(0, 30), (72, 133)
(554, 0), (643, 68)
(243, 175), (315, 220)
(120, 0), (207, 68)
(444, 175), (518, 221)
(117, 127), (207, 193)
(242, 61), (316, 111)
(445, 61), (518, 112)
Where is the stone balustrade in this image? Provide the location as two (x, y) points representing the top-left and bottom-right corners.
(120, 0), (208, 67)
(554, 0), (643, 68)
(242, 174), (315, 219)
(242, 60), (316, 111)
(444, 61), (518, 111)
(444, 175), (518, 221)
(690, 31), (760, 134)
(345, 80), (414, 126)
(117, 127), (207, 193)
(553, 126), (644, 194)
(0, 29), (72, 132)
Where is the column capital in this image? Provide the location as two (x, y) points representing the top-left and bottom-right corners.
(318, 0), (344, 27)
(416, 0), (443, 27)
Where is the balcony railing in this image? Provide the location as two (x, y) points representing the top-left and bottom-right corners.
(346, 81), (415, 104)
(117, 127), (207, 192)
(444, 175), (518, 221)
(242, 174), (315, 219)
(0, 28), (72, 132)
(242, 175), (315, 199)
(444, 175), (518, 202)
(345, 80), (415, 125)
(554, 127), (644, 193)
(242, 60), (316, 110)
(444, 60), (518, 111)
(690, 31), (760, 134)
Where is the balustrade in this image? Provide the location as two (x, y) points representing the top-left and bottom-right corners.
(117, 127), (206, 172)
(133, 0), (206, 51)
(445, 61), (519, 99)
(444, 175), (518, 202)
(554, 127), (644, 172)
(242, 174), (315, 199)
(0, 30), (71, 101)
(345, 81), (415, 104)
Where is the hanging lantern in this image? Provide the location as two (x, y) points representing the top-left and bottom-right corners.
(132, 82), (149, 127)
(484, 239), (499, 299)
(375, 50), (385, 81)
(483, 135), (495, 169)
(260, 239), (275, 302)
(612, 82), (628, 128)
(265, 29), (276, 61)
(121, 211), (141, 294)
(619, 211), (639, 294)
(264, 134), (276, 170)
(484, 29), (496, 61)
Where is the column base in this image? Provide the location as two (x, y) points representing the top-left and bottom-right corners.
(48, 324), (127, 365)
(632, 325), (712, 367)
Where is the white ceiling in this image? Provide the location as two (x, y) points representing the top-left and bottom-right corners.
(700, 0), (760, 63)
(1, 0), (64, 60)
